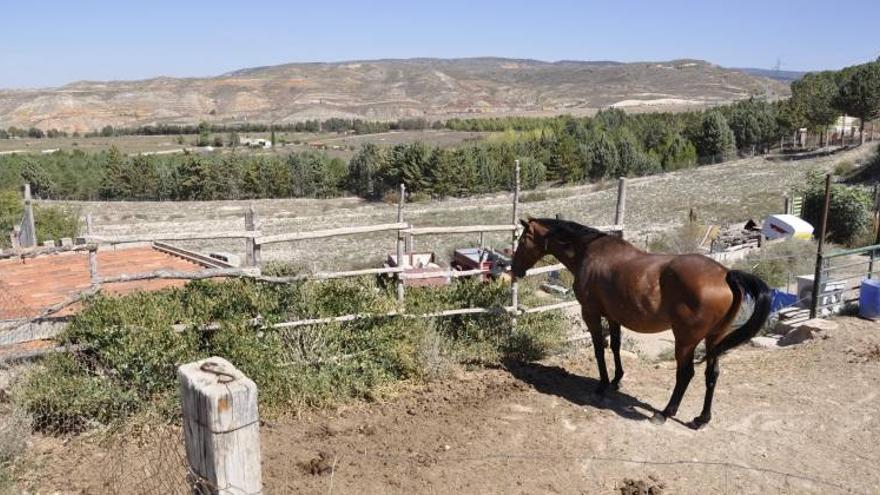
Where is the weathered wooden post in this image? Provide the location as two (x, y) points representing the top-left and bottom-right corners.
(809, 174), (832, 319)
(88, 247), (99, 285)
(510, 160), (521, 329)
(244, 206), (259, 267)
(10, 226), (20, 250)
(614, 177), (627, 238)
(396, 183), (406, 304)
(85, 214), (94, 236)
(179, 357), (262, 495)
(19, 184), (37, 248)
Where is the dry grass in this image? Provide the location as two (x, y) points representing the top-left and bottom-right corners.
(49, 143), (879, 271)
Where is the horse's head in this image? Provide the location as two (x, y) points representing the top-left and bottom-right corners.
(512, 217), (600, 278)
(511, 217), (551, 278)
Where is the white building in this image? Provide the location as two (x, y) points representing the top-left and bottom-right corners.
(239, 136), (272, 149)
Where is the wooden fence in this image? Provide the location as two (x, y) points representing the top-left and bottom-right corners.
(1, 168), (627, 354)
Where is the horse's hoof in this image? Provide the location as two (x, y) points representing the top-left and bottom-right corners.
(609, 381), (621, 391)
(690, 417), (710, 430)
(649, 413), (667, 425)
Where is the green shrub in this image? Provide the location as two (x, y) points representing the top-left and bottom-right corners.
(34, 204), (80, 243)
(0, 190), (20, 248)
(0, 190), (80, 248)
(19, 277), (564, 432)
(800, 170), (872, 246)
(19, 354), (140, 434)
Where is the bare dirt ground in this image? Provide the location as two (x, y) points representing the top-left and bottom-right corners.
(18, 316), (880, 494)
(53, 143), (879, 273)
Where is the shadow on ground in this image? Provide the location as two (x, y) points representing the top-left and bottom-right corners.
(503, 359), (660, 422)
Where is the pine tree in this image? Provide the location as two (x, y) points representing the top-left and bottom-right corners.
(695, 111), (736, 163)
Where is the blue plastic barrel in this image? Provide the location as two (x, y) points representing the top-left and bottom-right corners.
(859, 279), (880, 320)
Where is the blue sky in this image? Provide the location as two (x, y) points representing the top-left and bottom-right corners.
(2, 0), (878, 88)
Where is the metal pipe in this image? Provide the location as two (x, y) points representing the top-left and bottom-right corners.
(810, 174), (832, 319)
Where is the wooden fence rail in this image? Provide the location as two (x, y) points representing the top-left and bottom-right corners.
(84, 231), (258, 244)
(3, 170), (628, 354)
(256, 222), (408, 245)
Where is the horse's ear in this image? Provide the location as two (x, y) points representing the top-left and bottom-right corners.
(519, 219), (529, 228)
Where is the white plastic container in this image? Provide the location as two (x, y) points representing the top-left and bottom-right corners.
(762, 214), (814, 240)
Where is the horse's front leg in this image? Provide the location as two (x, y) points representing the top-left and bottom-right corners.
(583, 311), (610, 395)
(608, 320), (624, 390)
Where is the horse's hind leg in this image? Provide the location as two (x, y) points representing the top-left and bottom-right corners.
(583, 312), (611, 395)
(650, 341), (697, 425)
(692, 342), (720, 429)
(608, 321), (624, 390)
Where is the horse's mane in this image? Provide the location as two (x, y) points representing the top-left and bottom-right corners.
(534, 218), (606, 243)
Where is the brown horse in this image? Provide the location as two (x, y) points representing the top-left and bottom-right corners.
(511, 218), (771, 428)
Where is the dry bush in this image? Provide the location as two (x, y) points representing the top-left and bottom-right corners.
(648, 221), (707, 254)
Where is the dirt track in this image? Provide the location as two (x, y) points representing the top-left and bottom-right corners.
(256, 317), (879, 494)
(18, 317), (880, 494)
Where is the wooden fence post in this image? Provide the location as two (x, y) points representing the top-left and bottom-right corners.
(20, 184), (37, 248)
(179, 357), (262, 495)
(614, 177), (627, 238)
(396, 184), (406, 304)
(245, 206), (259, 267)
(85, 214), (94, 236)
(510, 160), (521, 329)
(88, 248), (98, 285)
(810, 174), (832, 319)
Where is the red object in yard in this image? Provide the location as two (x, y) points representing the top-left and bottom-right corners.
(385, 252), (450, 287)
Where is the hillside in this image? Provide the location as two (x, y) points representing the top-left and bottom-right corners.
(0, 58), (789, 133)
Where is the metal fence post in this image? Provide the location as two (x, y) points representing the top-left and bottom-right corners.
(179, 357), (262, 495)
(810, 174), (832, 318)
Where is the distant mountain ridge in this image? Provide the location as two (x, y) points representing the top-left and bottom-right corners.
(0, 57), (790, 132)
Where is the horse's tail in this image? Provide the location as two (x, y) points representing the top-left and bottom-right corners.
(709, 270), (772, 359)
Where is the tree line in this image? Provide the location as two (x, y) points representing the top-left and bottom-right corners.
(0, 103), (787, 202)
(0, 118), (443, 140)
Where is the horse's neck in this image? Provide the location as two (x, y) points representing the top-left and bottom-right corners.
(549, 235), (625, 277)
(548, 242), (588, 275)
